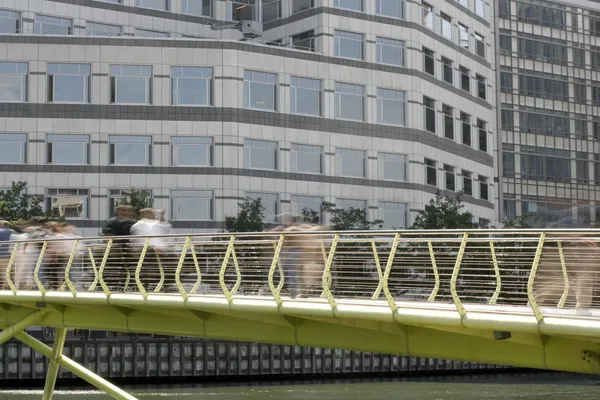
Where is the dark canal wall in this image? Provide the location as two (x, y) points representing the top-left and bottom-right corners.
(0, 331), (515, 383)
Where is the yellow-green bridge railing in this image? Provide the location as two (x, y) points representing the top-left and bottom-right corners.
(2, 229), (600, 399)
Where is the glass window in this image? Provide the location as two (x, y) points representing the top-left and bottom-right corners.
(336, 148), (365, 178)
(380, 202), (407, 229)
(226, 0), (257, 22)
(244, 139), (277, 170)
(376, 0), (404, 18)
(477, 119), (487, 153)
(244, 70), (277, 111)
(376, 37), (405, 66)
(461, 112), (471, 147)
(136, 0), (169, 10)
(171, 66), (212, 106)
(334, 30), (364, 60)
(474, 33), (485, 58)
(0, 133), (26, 164)
(109, 189), (152, 217)
(263, 0), (281, 22)
(335, 82), (364, 121)
(291, 30), (315, 51)
(479, 175), (488, 201)
(246, 192), (279, 223)
(443, 104), (454, 140)
(0, 9), (20, 34)
(337, 198), (366, 212)
(457, 0), (468, 8)
(136, 28), (169, 37)
(423, 47), (434, 75)
(458, 24), (469, 49)
(110, 65), (152, 104)
(46, 189), (89, 219)
(172, 190), (213, 220)
(334, 0), (362, 11)
(182, 0), (211, 17)
(379, 152), (407, 181)
(460, 66), (470, 92)
(442, 57), (453, 84)
(47, 63), (90, 104)
(34, 15), (72, 35)
(46, 134), (89, 165)
(109, 135), (152, 165)
(441, 13), (452, 40)
(425, 158), (436, 186)
(476, 74), (486, 100)
(423, 96), (435, 133)
(475, 0), (484, 17)
(462, 171), (473, 196)
(291, 195), (323, 223)
(0, 62), (27, 102)
(444, 164), (455, 191)
(377, 88), (406, 126)
(422, 2), (434, 29)
(293, 0), (314, 14)
(172, 136), (212, 166)
(86, 21), (122, 36)
(290, 77), (321, 116)
(291, 143), (323, 174)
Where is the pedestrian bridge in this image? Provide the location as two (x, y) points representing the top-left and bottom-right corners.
(2, 229), (600, 399)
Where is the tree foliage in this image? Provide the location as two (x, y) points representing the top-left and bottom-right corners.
(224, 197), (265, 233)
(410, 192), (479, 230)
(0, 181), (48, 222)
(116, 189), (154, 219)
(321, 201), (383, 231)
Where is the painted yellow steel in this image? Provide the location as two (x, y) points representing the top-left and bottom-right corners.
(42, 327), (67, 400)
(427, 240), (440, 302)
(557, 241), (569, 308)
(5, 241), (19, 293)
(5, 227), (600, 392)
(527, 232), (546, 323)
(450, 233), (469, 318)
(34, 241), (48, 294)
(488, 241), (501, 305)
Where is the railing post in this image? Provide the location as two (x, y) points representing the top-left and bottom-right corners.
(64, 239), (80, 295)
(527, 232), (546, 322)
(557, 241), (570, 308)
(34, 241), (49, 294)
(98, 238), (113, 295)
(322, 234), (339, 310)
(42, 327), (68, 400)
(268, 235), (285, 305)
(175, 237), (191, 298)
(427, 241), (440, 302)
(5, 241), (19, 293)
(219, 236), (236, 303)
(135, 237), (151, 298)
(370, 241), (383, 300)
(381, 233), (401, 312)
(489, 241), (501, 305)
(450, 233), (469, 318)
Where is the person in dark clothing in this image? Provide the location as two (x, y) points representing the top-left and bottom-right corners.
(101, 206), (136, 289)
(0, 220), (13, 289)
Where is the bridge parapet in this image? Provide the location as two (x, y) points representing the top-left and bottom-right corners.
(2, 229), (599, 314)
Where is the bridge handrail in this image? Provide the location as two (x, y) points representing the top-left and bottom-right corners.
(2, 229), (598, 323)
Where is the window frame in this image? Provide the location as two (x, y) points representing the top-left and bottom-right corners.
(333, 0), (363, 12)
(109, 189), (152, 217)
(243, 70), (278, 111)
(441, 57), (453, 84)
(460, 112), (471, 147)
(423, 96), (436, 133)
(171, 190), (214, 221)
(291, 195), (323, 223)
(462, 170), (473, 196)
(376, 88), (407, 126)
(0, 9), (21, 34)
(380, 201), (408, 229)
(46, 188), (90, 220)
(334, 30), (364, 60)
(47, 63), (91, 104)
(109, 135), (152, 166)
(171, 66), (213, 106)
(136, 0), (169, 11)
(34, 14), (73, 35)
(376, 37), (405, 66)
(0, 61), (28, 103)
(375, 0), (405, 19)
(171, 136), (213, 167)
(244, 138), (278, 170)
(336, 147), (366, 178)
(478, 175), (489, 201)
(110, 65), (153, 105)
(444, 164), (455, 191)
(334, 82), (365, 122)
(379, 152), (407, 182)
(0, 133), (27, 164)
(86, 21), (122, 36)
(425, 158), (437, 186)
(290, 76), (322, 117)
(291, 143), (323, 174)
(246, 191), (279, 223)
(181, 0), (212, 17)
(46, 134), (90, 165)
(442, 104), (454, 140)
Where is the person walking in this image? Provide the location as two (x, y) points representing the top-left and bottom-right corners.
(0, 220), (14, 289)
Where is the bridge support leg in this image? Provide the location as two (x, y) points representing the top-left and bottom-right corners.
(9, 330), (138, 400)
(42, 327), (67, 400)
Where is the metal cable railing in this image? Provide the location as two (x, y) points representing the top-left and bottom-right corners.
(2, 229), (600, 317)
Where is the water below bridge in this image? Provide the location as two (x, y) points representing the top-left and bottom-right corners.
(1, 372), (600, 399)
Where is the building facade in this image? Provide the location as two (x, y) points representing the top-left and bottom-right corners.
(497, 0), (600, 226)
(0, 0), (496, 236)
